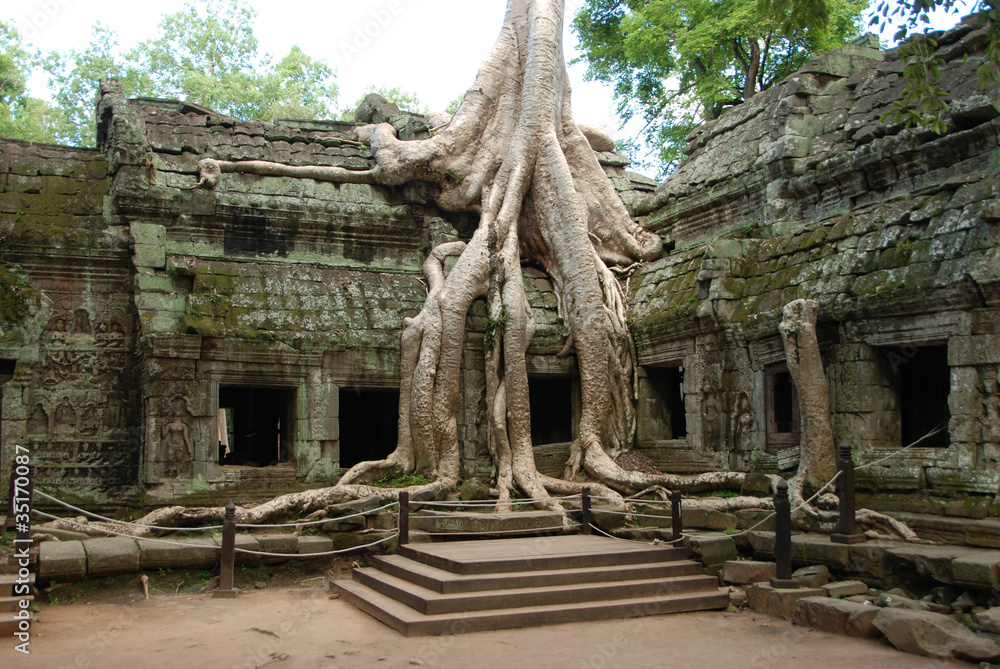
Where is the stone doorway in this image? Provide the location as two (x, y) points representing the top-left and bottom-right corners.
(895, 345), (950, 449)
(339, 388), (400, 469)
(218, 386), (294, 467)
(528, 377), (576, 446)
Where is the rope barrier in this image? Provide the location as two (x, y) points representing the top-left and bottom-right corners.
(33, 509), (397, 558)
(33, 510), (224, 549)
(34, 490), (224, 532)
(236, 502), (399, 529)
(419, 523), (583, 537)
(418, 493), (582, 507)
(233, 533), (399, 558)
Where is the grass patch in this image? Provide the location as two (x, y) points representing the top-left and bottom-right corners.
(703, 490), (739, 498)
(370, 474), (429, 488)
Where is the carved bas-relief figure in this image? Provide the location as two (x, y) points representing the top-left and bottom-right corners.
(160, 396), (194, 479)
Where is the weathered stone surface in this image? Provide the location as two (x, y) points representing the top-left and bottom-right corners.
(255, 534), (298, 554)
(38, 540), (87, 580)
(138, 537), (218, 569)
(792, 564), (830, 588)
(459, 478), (490, 502)
(686, 534), (738, 566)
(323, 495), (382, 531)
(823, 580), (869, 598)
(952, 552), (1000, 590)
(974, 607), (1000, 634)
(297, 535), (334, 554)
(746, 582), (827, 620)
(876, 592), (931, 611)
(791, 596), (880, 637)
(873, 608), (1000, 661)
(84, 537), (140, 577)
(722, 560), (776, 585)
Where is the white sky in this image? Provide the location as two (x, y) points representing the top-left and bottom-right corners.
(3, 0), (974, 165)
(6, 0), (624, 130)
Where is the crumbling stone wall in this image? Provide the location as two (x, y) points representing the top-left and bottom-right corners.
(631, 19), (1000, 495)
(0, 140), (140, 502)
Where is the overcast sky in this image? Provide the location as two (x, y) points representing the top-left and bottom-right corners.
(4, 0), (974, 154)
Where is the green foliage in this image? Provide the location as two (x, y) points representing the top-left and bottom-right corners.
(572, 0), (865, 176)
(703, 489), (739, 498)
(445, 93), (466, 115)
(38, 0), (339, 146)
(483, 304), (508, 350)
(870, 3), (1000, 134)
(0, 21), (72, 142)
(0, 265), (37, 324)
(370, 473), (429, 488)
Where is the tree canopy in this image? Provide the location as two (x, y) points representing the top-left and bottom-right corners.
(572, 0), (866, 175)
(5, 0), (339, 147)
(0, 21), (70, 143)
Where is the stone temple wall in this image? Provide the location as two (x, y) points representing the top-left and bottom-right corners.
(0, 141), (140, 504)
(630, 19), (1000, 495)
(1, 17), (996, 508)
(0, 80), (650, 506)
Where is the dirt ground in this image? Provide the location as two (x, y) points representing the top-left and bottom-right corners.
(1, 565), (968, 669)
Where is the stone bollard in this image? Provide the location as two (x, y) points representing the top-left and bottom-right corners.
(581, 486), (592, 535)
(831, 439), (866, 545)
(213, 501), (238, 598)
(671, 490), (683, 542)
(770, 479), (800, 589)
(398, 491), (409, 546)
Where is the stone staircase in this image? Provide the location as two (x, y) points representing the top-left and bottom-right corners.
(334, 534), (728, 636)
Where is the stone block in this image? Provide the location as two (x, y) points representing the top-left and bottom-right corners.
(255, 534), (298, 555)
(722, 560), (776, 585)
(791, 596), (880, 637)
(792, 564), (831, 588)
(38, 540), (87, 581)
(951, 552), (1000, 590)
(298, 536), (334, 555)
(681, 508), (739, 531)
(134, 243), (166, 269)
(823, 580), (870, 598)
(873, 608), (1000, 662)
(138, 537), (218, 570)
(211, 533), (261, 566)
(974, 608), (1000, 634)
(746, 582), (827, 620)
(686, 535), (738, 566)
(85, 537), (140, 577)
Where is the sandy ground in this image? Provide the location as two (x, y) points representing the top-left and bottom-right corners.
(1, 581), (968, 669)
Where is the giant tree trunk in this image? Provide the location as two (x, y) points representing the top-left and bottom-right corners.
(779, 299), (836, 489)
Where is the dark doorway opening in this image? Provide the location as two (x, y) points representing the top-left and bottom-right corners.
(218, 386), (294, 467)
(339, 389), (399, 469)
(766, 363), (800, 450)
(896, 345), (950, 449)
(528, 377), (574, 445)
(641, 366), (687, 440)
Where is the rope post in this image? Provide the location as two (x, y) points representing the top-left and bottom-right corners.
(769, 478), (800, 589)
(670, 490), (683, 542)
(398, 491), (409, 546)
(213, 501), (238, 599)
(832, 439), (867, 545)
(581, 486), (592, 535)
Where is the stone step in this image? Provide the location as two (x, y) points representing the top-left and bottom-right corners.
(399, 535), (687, 575)
(0, 595), (34, 613)
(353, 566), (719, 615)
(372, 553), (703, 594)
(0, 612), (35, 637)
(0, 573), (35, 597)
(334, 579), (730, 636)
